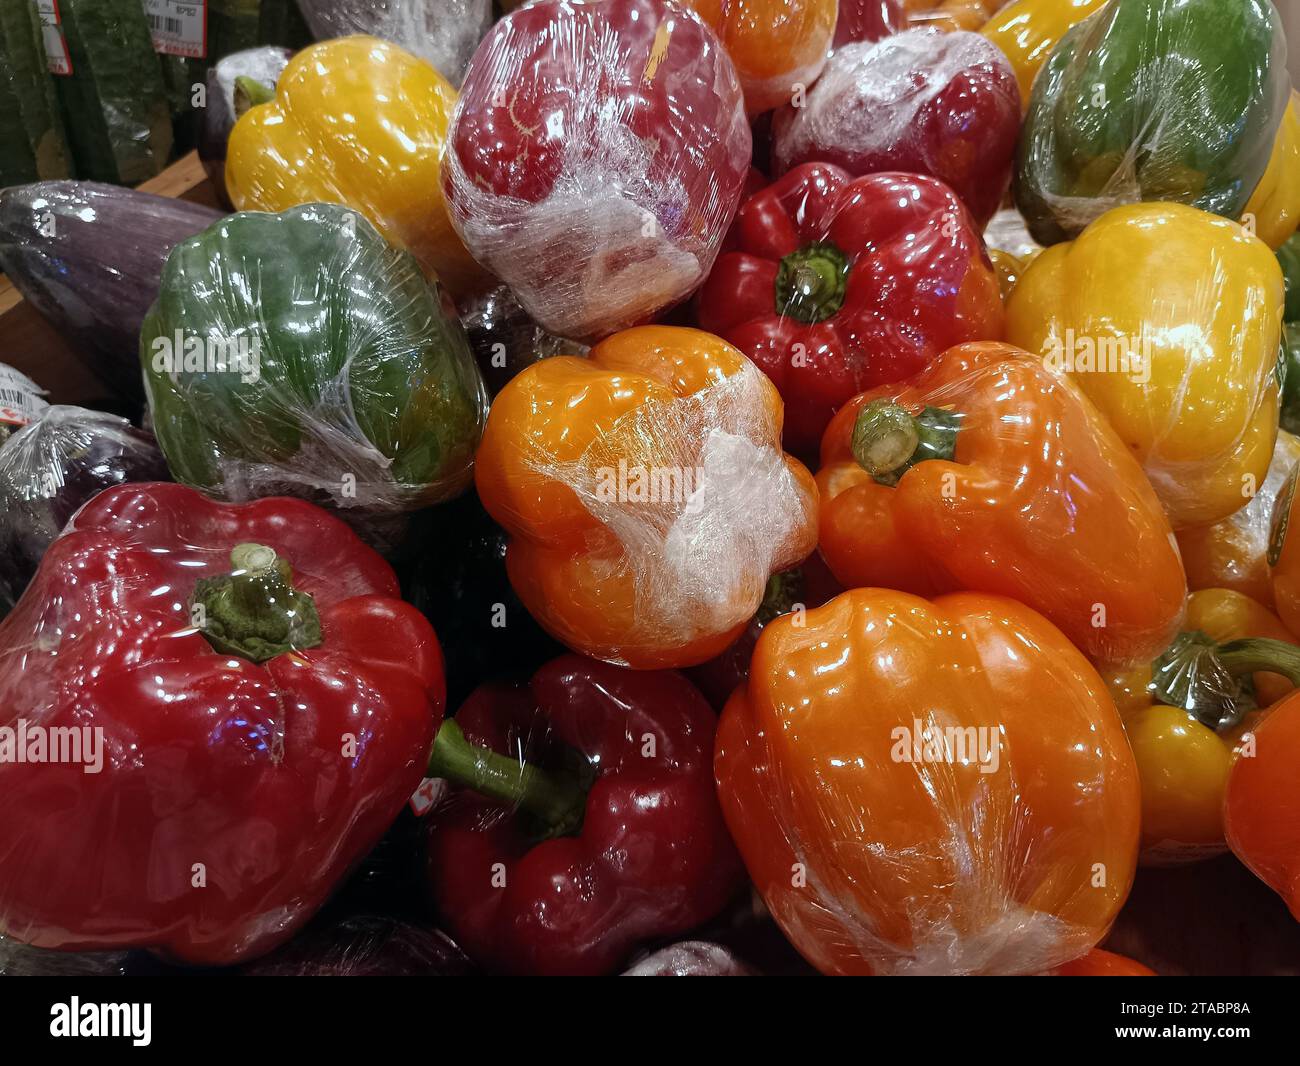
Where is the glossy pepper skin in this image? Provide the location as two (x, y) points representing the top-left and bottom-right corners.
(1045, 948), (1156, 976)
(141, 203), (487, 513)
(697, 164), (1004, 457)
(1244, 92), (1300, 250)
(0, 483), (443, 965)
(1007, 202), (1283, 530)
(1015, 0), (1288, 246)
(1176, 430), (1300, 610)
(980, 0), (1109, 106)
(715, 588), (1140, 976)
(685, 0), (837, 117)
(475, 325), (818, 669)
(817, 342), (1186, 666)
(225, 35), (488, 299)
(425, 655), (744, 976)
(1105, 588), (1300, 865)
(770, 30), (1021, 229)
(1225, 691), (1300, 920)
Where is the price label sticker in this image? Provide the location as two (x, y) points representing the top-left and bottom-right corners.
(142, 0), (207, 59)
(36, 1), (72, 76)
(0, 365), (49, 432)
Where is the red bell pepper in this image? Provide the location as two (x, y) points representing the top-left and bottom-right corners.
(424, 654), (744, 976)
(697, 163), (1004, 455)
(0, 483), (443, 965)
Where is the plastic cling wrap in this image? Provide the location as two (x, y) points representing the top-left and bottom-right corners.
(715, 588), (1141, 976)
(0, 183), (223, 404)
(771, 29), (1021, 228)
(815, 343), (1187, 667)
(198, 46), (294, 207)
(1007, 202), (1283, 530)
(1177, 430), (1300, 609)
(224, 35), (490, 300)
(141, 204), (488, 514)
(0, 406), (169, 617)
(444, 0), (751, 342)
(683, 0), (837, 117)
(0, 483), (442, 965)
(474, 327), (819, 670)
(459, 285), (577, 397)
(296, 0), (492, 86)
(1015, 0), (1289, 246)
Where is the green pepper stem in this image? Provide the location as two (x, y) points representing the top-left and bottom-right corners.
(1216, 638), (1300, 689)
(233, 76), (275, 118)
(191, 543), (322, 663)
(850, 400), (961, 486)
(774, 241), (850, 324)
(426, 720), (586, 837)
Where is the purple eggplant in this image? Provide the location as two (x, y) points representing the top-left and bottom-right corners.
(0, 405), (170, 616)
(296, 0), (491, 86)
(0, 182), (223, 403)
(198, 46), (294, 207)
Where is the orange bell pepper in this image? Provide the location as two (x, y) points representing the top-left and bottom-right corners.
(475, 326), (818, 669)
(715, 587), (1140, 976)
(1225, 689), (1300, 921)
(1177, 430), (1300, 610)
(816, 342), (1186, 665)
(1045, 948), (1156, 976)
(685, 0), (837, 116)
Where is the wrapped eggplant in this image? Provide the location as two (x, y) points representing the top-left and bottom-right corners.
(459, 285), (577, 397)
(0, 183), (222, 403)
(198, 46), (294, 206)
(0, 406), (169, 616)
(240, 914), (475, 976)
(296, 0), (492, 85)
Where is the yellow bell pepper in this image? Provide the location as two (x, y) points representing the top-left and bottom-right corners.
(1106, 588), (1300, 864)
(982, 0), (1110, 107)
(1243, 91), (1300, 251)
(1006, 202), (1283, 530)
(225, 36), (490, 299)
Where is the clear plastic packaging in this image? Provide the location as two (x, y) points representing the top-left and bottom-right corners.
(683, 0), (838, 117)
(0, 183), (222, 404)
(1177, 430), (1300, 609)
(459, 284), (579, 397)
(0, 481), (442, 965)
(475, 327), (819, 670)
(771, 28), (1021, 228)
(241, 914), (474, 976)
(715, 587), (1141, 975)
(198, 46), (294, 207)
(816, 342), (1187, 667)
(1006, 201), (1284, 531)
(833, 0), (906, 49)
(141, 203), (488, 514)
(622, 941), (755, 976)
(1014, 0), (1289, 245)
(0, 406), (169, 617)
(0, 363), (47, 443)
(443, 0), (752, 342)
(295, 0), (492, 85)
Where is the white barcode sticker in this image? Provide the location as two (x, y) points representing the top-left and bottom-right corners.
(36, 0), (72, 77)
(0, 364), (49, 431)
(142, 0), (207, 59)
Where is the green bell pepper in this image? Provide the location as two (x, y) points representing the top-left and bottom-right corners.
(1015, 0), (1288, 246)
(141, 203), (487, 513)
(1279, 232), (1300, 323)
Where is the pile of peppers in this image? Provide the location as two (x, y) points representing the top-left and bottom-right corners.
(1, 0), (1300, 983)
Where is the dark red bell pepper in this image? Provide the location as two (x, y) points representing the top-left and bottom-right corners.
(0, 483), (443, 965)
(424, 654), (743, 976)
(697, 164), (1004, 456)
